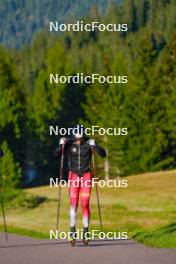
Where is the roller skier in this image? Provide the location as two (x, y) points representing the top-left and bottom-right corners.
(56, 124), (106, 246)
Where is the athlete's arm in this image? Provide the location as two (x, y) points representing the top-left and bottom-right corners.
(95, 143), (106, 157)
(89, 139), (106, 157)
(55, 138), (72, 158)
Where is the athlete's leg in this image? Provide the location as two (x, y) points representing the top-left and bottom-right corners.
(68, 171), (80, 229)
(80, 171), (92, 228)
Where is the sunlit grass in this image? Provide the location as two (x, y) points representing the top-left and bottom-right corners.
(1, 170), (176, 247)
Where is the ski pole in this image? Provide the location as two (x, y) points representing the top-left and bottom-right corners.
(56, 144), (64, 232)
(91, 147), (103, 230)
(0, 190), (8, 241)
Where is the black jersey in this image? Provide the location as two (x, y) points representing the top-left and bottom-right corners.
(56, 139), (106, 176)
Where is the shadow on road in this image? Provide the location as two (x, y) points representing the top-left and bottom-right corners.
(0, 241), (68, 248)
(78, 239), (138, 247)
(0, 238), (138, 249)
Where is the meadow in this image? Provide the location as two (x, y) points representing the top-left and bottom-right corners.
(1, 170), (176, 247)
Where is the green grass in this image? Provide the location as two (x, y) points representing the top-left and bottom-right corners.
(1, 170), (176, 247)
(133, 223), (176, 248)
(0, 225), (48, 239)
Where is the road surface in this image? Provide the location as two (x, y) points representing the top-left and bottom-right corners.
(0, 233), (176, 264)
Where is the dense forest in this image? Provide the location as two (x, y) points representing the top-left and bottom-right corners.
(0, 0), (176, 191)
(0, 0), (122, 48)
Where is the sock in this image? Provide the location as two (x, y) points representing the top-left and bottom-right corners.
(70, 206), (77, 227)
(83, 227), (89, 240)
(70, 226), (76, 240)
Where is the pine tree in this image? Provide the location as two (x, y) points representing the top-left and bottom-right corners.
(123, 0), (138, 32)
(0, 47), (25, 181)
(0, 141), (21, 190)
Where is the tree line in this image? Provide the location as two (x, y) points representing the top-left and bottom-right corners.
(0, 0), (122, 48)
(0, 0), (176, 191)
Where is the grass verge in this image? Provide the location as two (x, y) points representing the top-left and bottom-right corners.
(1, 170), (176, 248)
(0, 225), (48, 239)
(133, 223), (176, 248)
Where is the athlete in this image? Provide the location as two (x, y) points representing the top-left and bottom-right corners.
(56, 125), (106, 245)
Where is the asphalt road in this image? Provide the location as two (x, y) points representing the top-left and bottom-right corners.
(0, 233), (176, 264)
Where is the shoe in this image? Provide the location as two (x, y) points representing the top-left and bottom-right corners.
(69, 226), (76, 247)
(83, 227), (90, 246)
